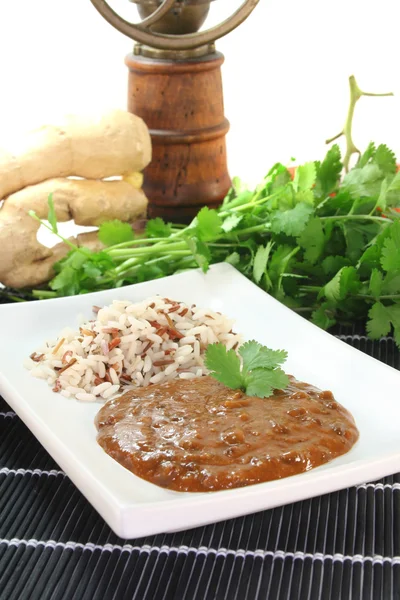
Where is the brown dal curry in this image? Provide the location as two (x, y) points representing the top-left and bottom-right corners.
(95, 375), (359, 492)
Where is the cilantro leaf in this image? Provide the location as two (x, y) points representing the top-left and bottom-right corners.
(381, 221), (400, 272)
(376, 178), (389, 212)
(388, 304), (400, 346)
(98, 220), (134, 246)
(323, 266), (360, 303)
(358, 142), (376, 167)
(239, 340), (287, 373)
(271, 203), (313, 237)
(374, 144), (397, 176)
(340, 266), (361, 297)
(49, 266), (78, 293)
(342, 163), (383, 198)
(204, 343), (243, 390)
(367, 302), (392, 338)
(294, 189), (314, 205)
(205, 341), (289, 399)
(311, 304), (336, 330)
(293, 162), (317, 192)
(386, 171), (400, 207)
(253, 242), (273, 284)
(369, 269), (383, 297)
(382, 272), (400, 295)
(47, 194), (58, 234)
(185, 236), (210, 272)
(195, 207), (222, 241)
(221, 213), (243, 233)
(224, 252), (241, 267)
(323, 269), (342, 303)
(298, 217), (324, 264)
(343, 222), (379, 262)
(322, 255), (350, 276)
(358, 245), (381, 271)
(367, 302), (400, 344)
(146, 218), (172, 238)
(245, 367), (289, 399)
(314, 144), (342, 196)
(48, 247), (115, 296)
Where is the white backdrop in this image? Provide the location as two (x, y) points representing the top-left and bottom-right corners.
(0, 0), (400, 186)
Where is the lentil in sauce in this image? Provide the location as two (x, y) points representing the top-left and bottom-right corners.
(95, 375), (359, 492)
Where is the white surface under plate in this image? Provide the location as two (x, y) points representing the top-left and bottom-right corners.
(0, 263), (399, 539)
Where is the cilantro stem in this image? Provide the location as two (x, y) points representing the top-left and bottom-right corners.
(115, 254), (184, 278)
(320, 214), (390, 224)
(325, 75), (393, 171)
(106, 230), (184, 251)
(300, 285), (322, 292)
(0, 291), (27, 302)
(208, 242), (242, 248)
(29, 212), (78, 251)
(218, 188), (282, 217)
(107, 241), (188, 257)
(230, 224), (271, 236)
(358, 294), (400, 300)
(32, 290), (58, 299)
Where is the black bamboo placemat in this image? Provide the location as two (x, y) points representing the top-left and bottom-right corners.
(0, 327), (399, 600)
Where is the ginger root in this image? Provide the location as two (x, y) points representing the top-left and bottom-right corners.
(0, 109), (152, 290)
(0, 110), (152, 199)
(0, 177), (147, 288)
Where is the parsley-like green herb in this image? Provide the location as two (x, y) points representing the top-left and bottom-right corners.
(12, 77), (398, 348)
(98, 220), (134, 246)
(145, 218), (172, 239)
(205, 340), (289, 398)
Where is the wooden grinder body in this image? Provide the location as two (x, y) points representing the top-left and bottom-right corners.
(125, 50), (231, 221)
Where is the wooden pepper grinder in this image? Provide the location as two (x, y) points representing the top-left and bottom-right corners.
(91, 0), (260, 222)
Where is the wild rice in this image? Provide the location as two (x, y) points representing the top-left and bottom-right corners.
(26, 296), (241, 402)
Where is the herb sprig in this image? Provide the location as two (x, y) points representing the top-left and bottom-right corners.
(204, 340), (289, 398)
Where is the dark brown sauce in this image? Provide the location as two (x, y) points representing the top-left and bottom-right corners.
(95, 376), (359, 492)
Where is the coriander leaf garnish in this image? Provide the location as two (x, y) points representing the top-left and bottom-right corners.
(245, 367), (289, 399)
(239, 340), (287, 373)
(205, 340), (289, 399)
(204, 344), (243, 390)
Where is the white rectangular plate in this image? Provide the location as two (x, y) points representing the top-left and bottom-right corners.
(0, 263), (400, 539)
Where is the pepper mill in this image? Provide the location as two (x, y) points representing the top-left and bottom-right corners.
(90, 0), (260, 221)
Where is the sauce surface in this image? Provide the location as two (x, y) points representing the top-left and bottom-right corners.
(95, 375), (359, 492)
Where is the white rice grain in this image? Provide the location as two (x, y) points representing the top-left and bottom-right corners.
(76, 392), (96, 402)
(92, 382), (112, 395)
(102, 384), (120, 399)
(109, 368), (119, 385)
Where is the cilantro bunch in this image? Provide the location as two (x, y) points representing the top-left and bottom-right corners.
(26, 141), (400, 346)
(205, 340), (289, 398)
